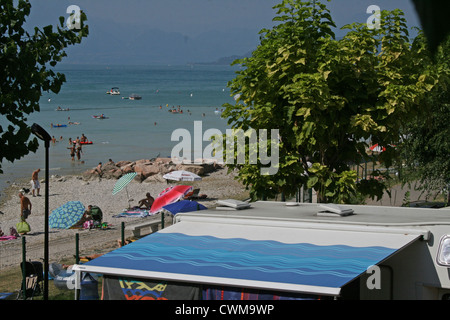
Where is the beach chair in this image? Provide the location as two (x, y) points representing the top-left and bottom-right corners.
(16, 261), (43, 300)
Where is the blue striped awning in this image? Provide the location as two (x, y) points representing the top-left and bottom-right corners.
(77, 221), (422, 296)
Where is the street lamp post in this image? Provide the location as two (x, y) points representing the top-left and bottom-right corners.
(31, 123), (51, 300)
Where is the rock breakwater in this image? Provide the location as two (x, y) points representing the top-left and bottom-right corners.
(82, 158), (224, 183)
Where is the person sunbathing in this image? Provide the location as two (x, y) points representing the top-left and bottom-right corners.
(138, 192), (154, 209)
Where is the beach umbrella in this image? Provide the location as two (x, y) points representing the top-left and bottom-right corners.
(49, 201), (85, 229)
(163, 170), (201, 182)
(150, 185), (193, 214)
(162, 200), (207, 216)
(113, 172), (137, 207)
(370, 144), (386, 153)
(112, 172), (137, 195)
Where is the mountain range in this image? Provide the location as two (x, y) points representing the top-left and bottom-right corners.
(64, 19), (261, 65)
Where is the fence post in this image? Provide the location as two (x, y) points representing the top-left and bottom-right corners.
(21, 236), (26, 300)
(75, 233), (80, 264)
(121, 222), (125, 246)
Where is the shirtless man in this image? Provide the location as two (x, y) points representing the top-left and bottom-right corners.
(31, 169), (41, 197)
(19, 192), (32, 221)
(138, 193), (154, 209)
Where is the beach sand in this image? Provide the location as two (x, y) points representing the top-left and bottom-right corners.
(0, 167), (248, 269)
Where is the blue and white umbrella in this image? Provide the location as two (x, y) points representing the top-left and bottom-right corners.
(49, 201), (85, 229)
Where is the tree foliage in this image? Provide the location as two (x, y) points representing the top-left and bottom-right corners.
(222, 0), (439, 203)
(0, 0), (88, 173)
(399, 35), (450, 203)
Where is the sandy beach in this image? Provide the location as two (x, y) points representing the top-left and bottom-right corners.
(0, 165), (248, 269)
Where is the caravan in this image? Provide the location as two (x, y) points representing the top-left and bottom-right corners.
(73, 201), (450, 300)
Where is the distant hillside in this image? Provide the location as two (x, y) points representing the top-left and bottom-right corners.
(62, 17), (260, 65)
(194, 51), (253, 65)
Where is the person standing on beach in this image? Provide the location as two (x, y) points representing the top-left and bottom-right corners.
(19, 192), (32, 220)
(31, 169), (41, 197)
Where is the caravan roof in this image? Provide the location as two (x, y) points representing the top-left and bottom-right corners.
(74, 202), (450, 297)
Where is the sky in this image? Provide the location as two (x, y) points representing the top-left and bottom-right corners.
(25, 0), (422, 65)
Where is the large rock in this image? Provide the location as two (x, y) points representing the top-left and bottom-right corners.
(121, 163), (135, 174)
(102, 168), (123, 179)
(115, 160), (132, 167)
(82, 169), (99, 180)
(134, 162), (160, 179)
(143, 173), (166, 183)
(175, 164), (204, 176)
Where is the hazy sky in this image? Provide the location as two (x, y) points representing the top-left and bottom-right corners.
(25, 0), (422, 64)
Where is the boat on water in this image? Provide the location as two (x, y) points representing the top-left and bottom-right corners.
(92, 115), (109, 119)
(106, 87), (120, 95)
(56, 107), (70, 111)
(129, 94), (142, 100)
(122, 94), (142, 100)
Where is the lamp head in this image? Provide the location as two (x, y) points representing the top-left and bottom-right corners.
(31, 123), (52, 142)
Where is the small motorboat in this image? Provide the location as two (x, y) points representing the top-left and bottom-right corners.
(129, 94), (142, 100)
(106, 87), (120, 95)
(122, 94), (142, 100)
(92, 115), (109, 119)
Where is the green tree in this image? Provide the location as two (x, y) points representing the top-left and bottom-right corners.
(0, 0), (88, 173)
(222, 0), (437, 203)
(399, 35), (450, 204)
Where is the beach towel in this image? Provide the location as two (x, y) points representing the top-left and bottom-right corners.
(0, 236), (17, 241)
(113, 208), (152, 218)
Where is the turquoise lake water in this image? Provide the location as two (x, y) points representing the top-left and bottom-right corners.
(0, 64), (239, 200)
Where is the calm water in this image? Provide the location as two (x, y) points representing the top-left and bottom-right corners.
(0, 64), (239, 200)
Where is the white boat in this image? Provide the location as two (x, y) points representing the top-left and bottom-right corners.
(106, 87), (120, 95)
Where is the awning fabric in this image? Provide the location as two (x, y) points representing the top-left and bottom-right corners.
(78, 221), (422, 296)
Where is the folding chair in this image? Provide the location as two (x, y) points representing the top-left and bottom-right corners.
(17, 261), (43, 300)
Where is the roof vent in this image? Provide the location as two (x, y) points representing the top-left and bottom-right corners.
(317, 204), (354, 217)
(216, 199), (251, 211)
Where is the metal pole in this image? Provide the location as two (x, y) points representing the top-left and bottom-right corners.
(75, 233), (79, 264)
(44, 140), (49, 300)
(121, 222), (125, 246)
(22, 236), (26, 300)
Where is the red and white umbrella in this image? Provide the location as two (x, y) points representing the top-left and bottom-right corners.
(150, 185), (193, 214)
(369, 144), (386, 153)
(163, 170), (201, 181)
